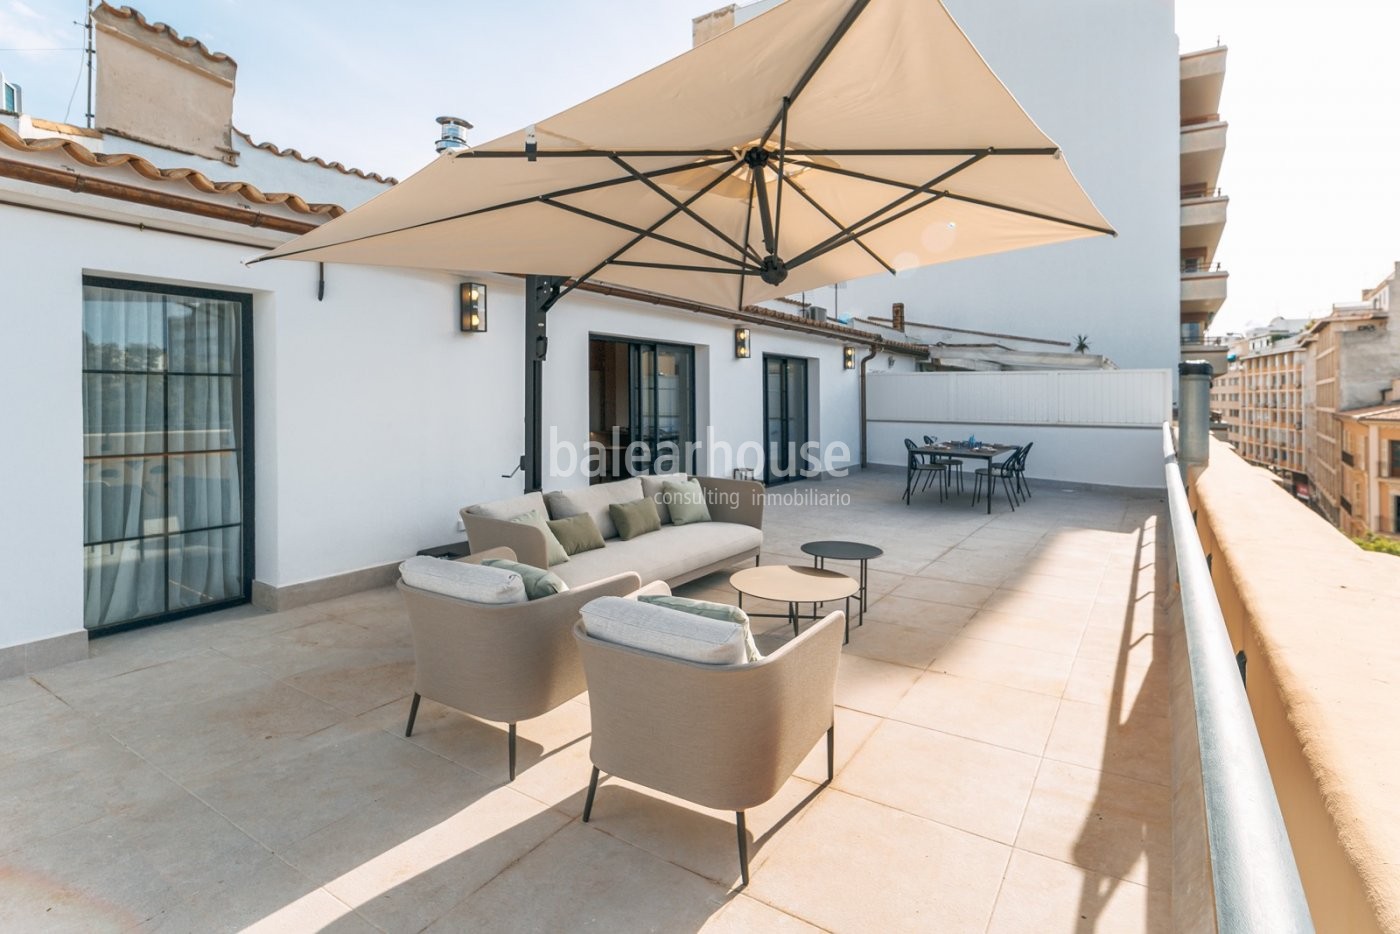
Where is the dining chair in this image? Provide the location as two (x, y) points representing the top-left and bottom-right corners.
(972, 445), (1022, 512)
(1012, 441), (1034, 500)
(904, 438), (947, 502)
(924, 435), (964, 494)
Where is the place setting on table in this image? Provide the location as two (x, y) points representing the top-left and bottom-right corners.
(903, 435), (1027, 513)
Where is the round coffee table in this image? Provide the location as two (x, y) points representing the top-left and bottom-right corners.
(800, 541), (883, 628)
(729, 564), (859, 644)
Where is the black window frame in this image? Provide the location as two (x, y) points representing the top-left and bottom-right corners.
(82, 275), (255, 636)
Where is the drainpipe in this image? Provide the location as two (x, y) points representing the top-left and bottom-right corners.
(858, 344), (880, 468)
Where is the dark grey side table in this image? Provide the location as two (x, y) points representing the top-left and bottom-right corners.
(417, 541), (471, 560)
(800, 541), (883, 627)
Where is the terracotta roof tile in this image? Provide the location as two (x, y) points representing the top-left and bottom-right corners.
(95, 2), (235, 66)
(233, 129), (397, 184)
(0, 123), (344, 219)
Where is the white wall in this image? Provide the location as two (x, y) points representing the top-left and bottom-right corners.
(0, 188), (875, 649)
(866, 370), (1172, 488)
(839, 0), (1180, 372)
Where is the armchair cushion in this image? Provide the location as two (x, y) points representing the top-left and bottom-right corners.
(547, 513), (606, 556)
(581, 595), (749, 665)
(609, 498), (661, 541)
(639, 594), (761, 661)
(465, 490), (548, 521)
(662, 478), (711, 526)
(508, 509), (569, 566)
(398, 555), (526, 605)
(483, 558), (569, 600)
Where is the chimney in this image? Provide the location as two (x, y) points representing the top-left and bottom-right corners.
(891, 302), (905, 332)
(92, 4), (237, 163)
(435, 116), (472, 154)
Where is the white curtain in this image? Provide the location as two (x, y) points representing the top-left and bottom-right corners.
(83, 286), (244, 628)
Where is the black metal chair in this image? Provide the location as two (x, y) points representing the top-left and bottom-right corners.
(923, 435), (964, 493)
(1011, 441), (1034, 500)
(972, 445), (1023, 512)
(904, 438), (947, 503)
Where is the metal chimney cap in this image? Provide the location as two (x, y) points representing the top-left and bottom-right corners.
(436, 115), (473, 129)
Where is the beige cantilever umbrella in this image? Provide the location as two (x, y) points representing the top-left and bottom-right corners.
(255, 0), (1113, 310)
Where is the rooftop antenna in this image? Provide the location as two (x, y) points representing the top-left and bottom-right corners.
(82, 0), (94, 128)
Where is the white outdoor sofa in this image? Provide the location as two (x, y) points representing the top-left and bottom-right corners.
(460, 475), (764, 588)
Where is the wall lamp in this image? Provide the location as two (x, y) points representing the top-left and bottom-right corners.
(734, 327), (751, 359)
(459, 282), (488, 332)
(843, 346), (855, 370)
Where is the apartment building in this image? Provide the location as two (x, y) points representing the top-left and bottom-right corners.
(1301, 263), (1400, 526)
(1235, 339), (1306, 477)
(1337, 397), (1400, 538)
(1179, 45), (1230, 374)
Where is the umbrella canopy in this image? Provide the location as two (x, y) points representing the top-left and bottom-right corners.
(256, 0), (1114, 310)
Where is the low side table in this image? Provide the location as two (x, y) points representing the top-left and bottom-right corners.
(800, 541), (883, 628)
(729, 564), (859, 644)
(417, 540), (471, 560)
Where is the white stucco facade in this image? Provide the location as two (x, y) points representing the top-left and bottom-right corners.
(838, 0), (1181, 372)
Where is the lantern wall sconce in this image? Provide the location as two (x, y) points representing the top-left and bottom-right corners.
(459, 282), (488, 332)
(843, 346), (856, 369)
(734, 327), (751, 359)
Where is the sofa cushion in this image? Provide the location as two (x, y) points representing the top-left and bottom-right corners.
(546, 485), (617, 539)
(509, 509), (569, 566)
(399, 555), (526, 604)
(610, 498), (661, 541)
(547, 513), (605, 556)
(581, 596), (748, 665)
(483, 558), (568, 600)
(662, 478), (711, 526)
(639, 594), (761, 661)
(640, 473), (687, 524)
(466, 490), (548, 521)
(552, 522), (762, 588)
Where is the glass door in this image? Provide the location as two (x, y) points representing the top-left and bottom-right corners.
(764, 355), (809, 485)
(589, 338), (694, 479)
(82, 278), (253, 632)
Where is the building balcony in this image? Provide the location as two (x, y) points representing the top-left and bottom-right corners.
(1180, 192), (1229, 266)
(1181, 263), (1228, 318)
(1180, 46), (1227, 124)
(2, 469), (1179, 931)
(1180, 120), (1228, 192)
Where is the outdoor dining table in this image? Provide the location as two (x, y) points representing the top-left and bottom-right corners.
(905, 441), (1019, 513)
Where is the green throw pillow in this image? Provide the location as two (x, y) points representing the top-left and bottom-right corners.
(508, 509), (569, 566)
(609, 497), (661, 541)
(547, 513), (605, 556)
(661, 478), (711, 526)
(483, 558), (568, 600)
(639, 595), (761, 661)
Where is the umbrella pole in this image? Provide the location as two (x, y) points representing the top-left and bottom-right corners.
(524, 274), (566, 493)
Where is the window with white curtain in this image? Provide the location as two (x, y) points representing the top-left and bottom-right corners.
(82, 277), (252, 631)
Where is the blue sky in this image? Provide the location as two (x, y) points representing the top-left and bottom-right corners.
(4, 0), (1399, 333)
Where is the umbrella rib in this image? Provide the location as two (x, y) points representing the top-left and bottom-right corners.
(456, 149), (735, 158)
(783, 175), (896, 276)
(761, 0), (872, 145)
(786, 153), (988, 268)
(788, 192), (949, 271)
(252, 155), (734, 264)
(611, 260), (748, 275)
(782, 147), (1061, 157)
(552, 159), (748, 304)
(936, 192), (1118, 237)
(737, 171), (757, 311)
(540, 199), (750, 269)
(608, 155), (758, 263)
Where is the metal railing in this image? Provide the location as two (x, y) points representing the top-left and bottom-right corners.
(1181, 261), (1227, 274)
(1162, 425), (1313, 932)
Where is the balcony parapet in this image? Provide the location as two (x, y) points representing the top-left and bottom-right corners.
(1189, 437), (1400, 931)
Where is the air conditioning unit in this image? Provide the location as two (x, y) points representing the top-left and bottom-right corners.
(804, 306), (828, 323)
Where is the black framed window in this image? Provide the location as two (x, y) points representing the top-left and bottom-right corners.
(588, 338), (695, 479)
(82, 277), (254, 633)
(763, 355), (810, 485)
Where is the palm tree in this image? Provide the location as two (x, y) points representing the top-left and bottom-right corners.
(1073, 334), (1091, 354)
